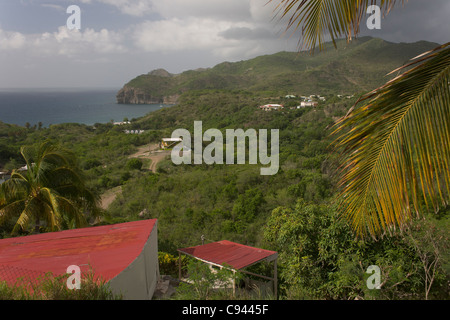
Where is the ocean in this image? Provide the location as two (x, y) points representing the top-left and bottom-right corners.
(0, 88), (169, 128)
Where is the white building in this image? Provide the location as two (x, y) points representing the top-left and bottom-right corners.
(259, 104), (284, 111)
(299, 101), (318, 108)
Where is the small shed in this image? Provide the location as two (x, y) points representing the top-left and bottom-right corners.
(177, 240), (278, 298)
(0, 219), (159, 299)
(161, 138), (183, 149)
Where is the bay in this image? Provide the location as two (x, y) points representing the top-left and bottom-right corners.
(0, 88), (169, 127)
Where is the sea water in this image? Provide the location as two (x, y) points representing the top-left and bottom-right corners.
(0, 88), (169, 127)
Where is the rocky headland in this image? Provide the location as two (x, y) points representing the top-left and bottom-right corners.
(116, 85), (179, 104)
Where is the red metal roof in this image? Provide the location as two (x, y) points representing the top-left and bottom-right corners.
(0, 219), (157, 287)
(178, 240), (277, 270)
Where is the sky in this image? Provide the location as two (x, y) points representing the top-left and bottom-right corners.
(0, 0), (449, 89)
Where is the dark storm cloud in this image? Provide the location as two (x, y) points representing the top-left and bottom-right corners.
(360, 0), (450, 44)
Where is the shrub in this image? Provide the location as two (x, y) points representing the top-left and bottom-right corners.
(0, 270), (122, 300)
(159, 251), (188, 277)
(174, 259), (238, 300)
(126, 158), (143, 170)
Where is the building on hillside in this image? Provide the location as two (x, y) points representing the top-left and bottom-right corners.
(178, 240), (278, 299)
(161, 137), (183, 149)
(124, 129), (145, 134)
(298, 101), (318, 108)
(259, 104), (284, 111)
(0, 219), (159, 300)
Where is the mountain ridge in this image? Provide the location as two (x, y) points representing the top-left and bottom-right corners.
(116, 37), (439, 104)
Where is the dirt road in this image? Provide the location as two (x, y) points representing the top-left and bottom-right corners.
(100, 186), (122, 210)
(128, 143), (171, 172)
(100, 143), (171, 209)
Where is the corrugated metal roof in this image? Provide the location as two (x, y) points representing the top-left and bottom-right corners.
(178, 240), (277, 270)
(0, 219), (157, 287)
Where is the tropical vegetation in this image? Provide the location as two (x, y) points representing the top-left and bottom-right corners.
(0, 35), (448, 299)
(0, 141), (101, 235)
(272, 0), (450, 238)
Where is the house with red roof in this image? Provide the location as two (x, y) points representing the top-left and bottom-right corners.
(0, 219), (159, 300)
(178, 240), (278, 298)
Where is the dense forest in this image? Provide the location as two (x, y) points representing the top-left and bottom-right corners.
(0, 38), (448, 300)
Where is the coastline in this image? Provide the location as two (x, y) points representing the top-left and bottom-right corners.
(0, 89), (170, 127)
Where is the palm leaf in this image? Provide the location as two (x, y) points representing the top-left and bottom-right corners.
(270, 0), (404, 51)
(12, 196), (39, 234)
(1, 174), (30, 200)
(0, 198), (26, 225)
(331, 43), (450, 238)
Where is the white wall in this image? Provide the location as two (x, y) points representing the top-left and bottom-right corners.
(108, 221), (159, 300)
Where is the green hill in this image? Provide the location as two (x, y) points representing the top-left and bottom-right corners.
(116, 37), (439, 104)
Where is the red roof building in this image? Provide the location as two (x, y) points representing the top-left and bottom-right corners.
(178, 240), (278, 298)
(178, 240), (277, 270)
(0, 219), (159, 299)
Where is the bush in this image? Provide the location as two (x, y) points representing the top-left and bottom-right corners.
(126, 158), (143, 170)
(159, 252), (188, 277)
(264, 199), (450, 300)
(174, 259), (239, 300)
(0, 270), (122, 300)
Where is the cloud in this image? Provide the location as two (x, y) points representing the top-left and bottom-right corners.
(77, 0), (153, 16)
(132, 18), (240, 53)
(40, 4), (66, 11)
(0, 26), (127, 59)
(219, 26), (276, 40)
(78, 0), (256, 19)
(56, 27), (127, 56)
(150, 0), (252, 21)
(55, 0), (286, 61)
(131, 0), (284, 59)
(131, 17), (293, 63)
(0, 30), (26, 50)
(2, 0), (447, 88)
(358, 0), (450, 45)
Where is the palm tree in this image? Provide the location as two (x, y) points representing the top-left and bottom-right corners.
(271, 0), (450, 238)
(0, 141), (101, 234)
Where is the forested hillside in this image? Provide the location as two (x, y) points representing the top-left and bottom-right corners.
(116, 37), (438, 104)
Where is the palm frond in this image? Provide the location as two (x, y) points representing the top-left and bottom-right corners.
(0, 198), (26, 225)
(332, 43), (450, 238)
(270, 0), (404, 51)
(39, 187), (86, 231)
(12, 196), (39, 234)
